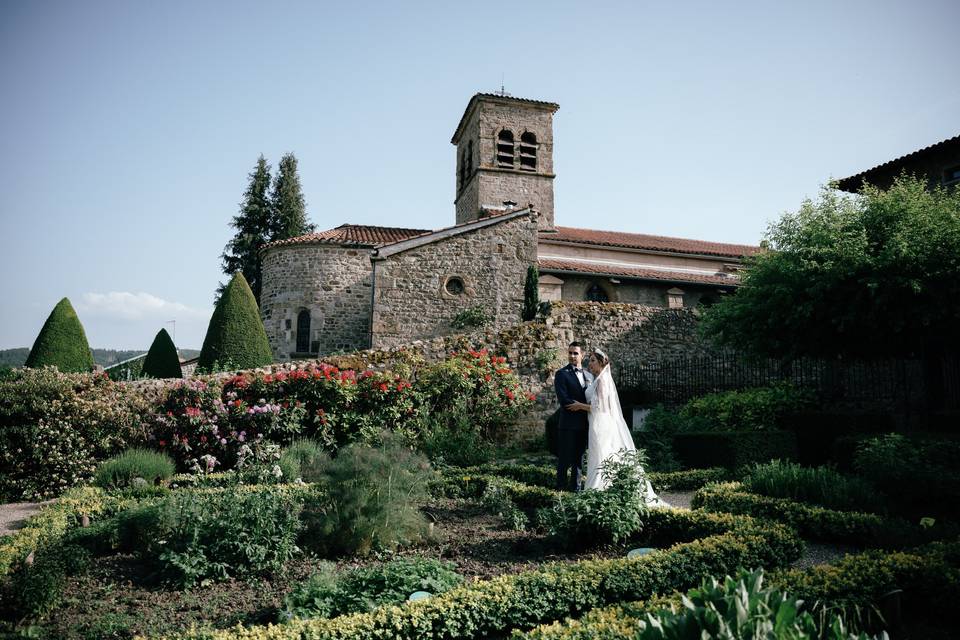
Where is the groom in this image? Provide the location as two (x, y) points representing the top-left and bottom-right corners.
(554, 341), (593, 491)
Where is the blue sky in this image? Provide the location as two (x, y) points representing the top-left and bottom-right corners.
(2, 0), (958, 350)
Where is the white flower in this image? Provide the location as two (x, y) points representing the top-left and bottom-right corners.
(271, 465), (283, 479)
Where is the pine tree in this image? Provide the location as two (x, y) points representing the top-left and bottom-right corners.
(25, 297), (95, 372)
(522, 265), (540, 321)
(141, 328), (183, 379)
(198, 272), (274, 372)
(269, 152), (314, 240)
(219, 155), (273, 304)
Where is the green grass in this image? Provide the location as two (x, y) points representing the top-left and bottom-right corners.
(741, 459), (884, 513)
(93, 448), (175, 490)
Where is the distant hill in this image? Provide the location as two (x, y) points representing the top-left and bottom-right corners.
(0, 348), (200, 368)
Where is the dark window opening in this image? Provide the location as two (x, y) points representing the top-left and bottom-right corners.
(446, 277), (465, 295)
(945, 165), (960, 185)
(519, 132), (537, 171)
(585, 283), (609, 302)
(296, 310), (311, 353)
(698, 294), (719, 308)
(467, 140), (474, 177)
(496, 130), (514, 168)
(459, 150), (467, 191)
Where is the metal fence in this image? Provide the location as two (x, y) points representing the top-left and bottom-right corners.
(615, 352), (960, 415)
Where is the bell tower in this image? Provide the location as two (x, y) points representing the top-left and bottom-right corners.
(451, 92), (558, 230)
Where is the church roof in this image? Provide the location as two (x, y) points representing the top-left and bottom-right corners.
(264, 224), (430, 249)
(542, 226), (761, 259)
(538, 258), (738, 287)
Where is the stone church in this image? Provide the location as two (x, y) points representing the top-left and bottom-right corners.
(260, 93), (761, 360)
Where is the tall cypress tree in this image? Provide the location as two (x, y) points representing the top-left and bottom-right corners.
(269, 152), (314, 240)
(25, 297), (95, 372)
(219, 155), (273, 304)
(522, 265), (540, 321)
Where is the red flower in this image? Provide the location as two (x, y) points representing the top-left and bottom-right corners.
(527, 393), (536, 402)
(275, 372), (287, 382)
(158, 440), (166, 447)
(378, 382), (389, 392)
(484, 374), (491, 382)
(200, 435), (207, 443)
(504, 389), (515, 401)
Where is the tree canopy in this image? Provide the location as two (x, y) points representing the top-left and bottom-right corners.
(25, 297), (95, 372)
(219, 153), (315, 305)
(270, 152), (314, 239)
(198, 272), (274, 372)
(142, 328), (183, 379)
(219, 155), (273, 304)
(699, 175), (960, 359)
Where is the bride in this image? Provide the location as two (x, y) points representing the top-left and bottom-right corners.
(568, 349), (668, 505)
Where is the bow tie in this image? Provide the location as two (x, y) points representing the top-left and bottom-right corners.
(573, 368), (582, 373)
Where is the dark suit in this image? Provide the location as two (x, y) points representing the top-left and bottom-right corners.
(554, 364), (590, 491)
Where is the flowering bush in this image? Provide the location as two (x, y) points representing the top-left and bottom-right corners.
(0, 368), (151, 500)
(2, 351), (535, 494)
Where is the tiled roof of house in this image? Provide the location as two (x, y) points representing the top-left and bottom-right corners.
(538, 258), (739, 287)
(264, 224), (430, 249)
(836, 134), (960, 193)
(543, 226), (761, 259)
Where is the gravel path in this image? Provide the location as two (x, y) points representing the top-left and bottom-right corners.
(0, 500), (54, 537)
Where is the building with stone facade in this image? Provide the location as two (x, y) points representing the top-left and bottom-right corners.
(260, 93), (761, 361)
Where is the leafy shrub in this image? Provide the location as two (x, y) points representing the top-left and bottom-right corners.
(197, 272), (273, 372)
(679, 382), (814, 432)
(6, 543), (91, 619)
(481, 481), (529, 530)
(539, 451), (651, 549)
(94, 448), (175, 490)
(0, 369), (150, 500)
(301, 433), (432, 556)
(280, 438), (328, 483)
(743, 459), (883, 513)
(141, 328), (183, 379)
(418, 349), (533, 441)
(24, 297), (95, 373)
(633, 405), (681, 471)
(450, 305), (489, 329)
(673, 430), (798, 469)
(140, 487), (302, 586)
(283, 557), (463, 620)
(853, 434), (960, 517)
(418, 410), (494, 467)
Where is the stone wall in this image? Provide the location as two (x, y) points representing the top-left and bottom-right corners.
(370, 212), (539, 350)
(555, 275), (723, 307)
(260, 244), (374, 360)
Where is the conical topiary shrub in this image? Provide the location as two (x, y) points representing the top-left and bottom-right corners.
(198, 272), (274, 372)
(142, 328), (183, 379)
(25, 297), (95, 373)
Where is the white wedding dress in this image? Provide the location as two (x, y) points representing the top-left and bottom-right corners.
(584, 365), (669, 507)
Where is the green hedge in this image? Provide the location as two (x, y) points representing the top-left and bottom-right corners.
(673, 430), (797, 469)
(155, 509), (802, 640)
(516, 540), (960, 639)
(24, 297), (95, 373)
(692, 482), (959, 547)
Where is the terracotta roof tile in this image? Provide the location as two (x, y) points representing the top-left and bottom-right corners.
(265, 224), (430, 249)
(544, 226), (761, 258)
(538, 258), (739, 286)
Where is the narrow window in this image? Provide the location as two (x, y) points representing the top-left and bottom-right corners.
(586, 283), (609, 302)
(467, 140), (474, 177)
(296, 310), (311, 353)
(519, 132), (537, 171)
(667, 288), (685, 309)
(459, 149), (467, 191)
(496, 130), (514, 168)
(945, 164), (960, 185)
